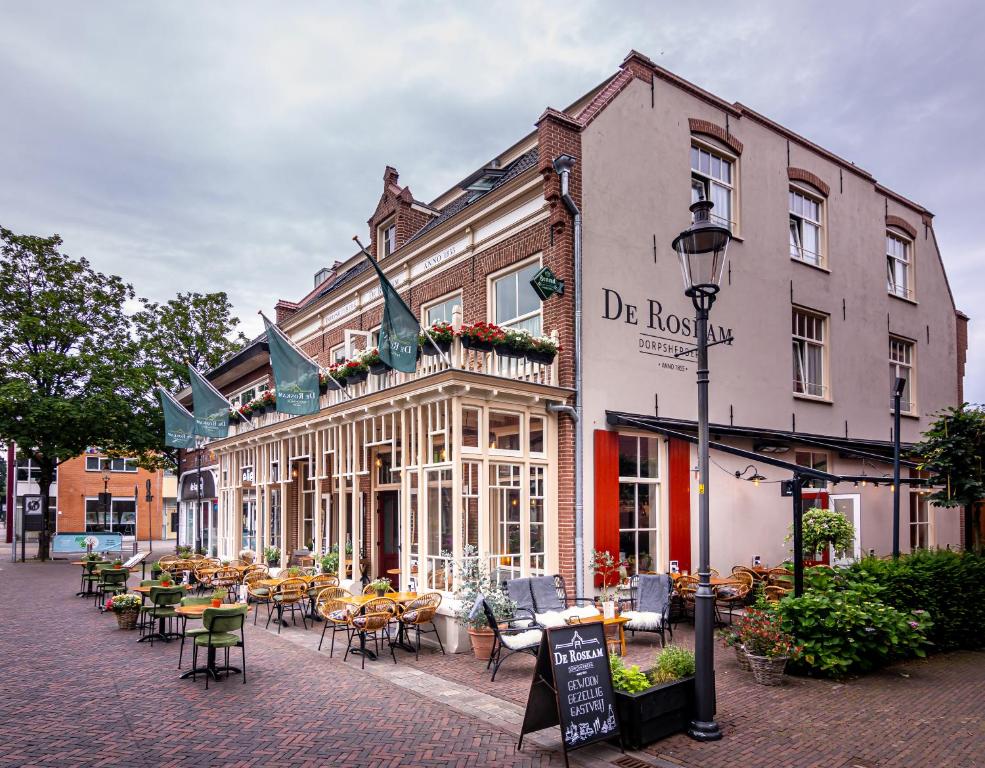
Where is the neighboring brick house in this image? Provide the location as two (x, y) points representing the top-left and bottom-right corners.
(182, 50), (967, 643)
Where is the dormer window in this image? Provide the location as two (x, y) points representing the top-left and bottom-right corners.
(378, 219), (396, 259)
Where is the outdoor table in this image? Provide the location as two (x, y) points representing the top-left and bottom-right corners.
(567, 615), (631, 656)
(342, 592), (420, 658)
(175, 603), (250, 681)
(261, 577), (314, 624)
(132, 584), (191, 643)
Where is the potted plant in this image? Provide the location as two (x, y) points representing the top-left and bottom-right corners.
(799, 507), (856, 564)
(590, 549), (624, 619)
(458, 321), (504, 353)
(318, 372), (330, 394)
(109, 593), (142, 630)
(452, 545), (517, 661)
(735, 605), (801, 685)
(496, 328), (533, 359)
(526, 334), (560, 365)
(611, 646), (696, 749)
(211, 588), (228, 608)
(718, 627), (750, 671)
(320, 549), (339, 575)
(419, 322), (455, 356)
(369, 577), (392, 596)
(111, 559), (123, 569)
(229, 408), (241, 423)
(260, 390), (277, 413)
(341, 358), (369, 385)
(360, 348), (390, 376)
(159, 570), (173, 587)
(285, 566), (303, 578)
(263, 546), (280, 567)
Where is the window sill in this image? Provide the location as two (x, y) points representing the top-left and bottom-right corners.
(790, 256), (830, 274)
(793, 393), (833, 405)
(888, 291), (918, 306)
(893, 410), (921, 420)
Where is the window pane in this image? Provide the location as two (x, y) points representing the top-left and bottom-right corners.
(639, 437), (658, 478)
(515, 263), (541, 318)
(529, 416), (544, 453)
(494, 274), (515, 325)
(618, 435), (637, 477)
(619, 531), (636, 571)
(638, 528), (657, 573)
(711, 182), (730, 226)
(619, 484), (635, 529)
(462, 407), (479, 448)
(489, 411), (521, 451)
(637, 483), (654, 529)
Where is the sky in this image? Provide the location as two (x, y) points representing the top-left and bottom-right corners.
(1, 1), (983, 400)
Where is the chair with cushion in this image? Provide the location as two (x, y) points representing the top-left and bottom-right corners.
(211, 568), (240, 599)
(395, 592), (445, 660)
(344, 597), (396, 669)
(620, 573), (674, 646)
(177, 596), (213, 669)
(482, 599), (542, 681)
(316, 594), (356, 657)
(244, 570), (273, 625)
(141, 586), (184, 645)
(676, 575), (699, 624)
(503, 578), (537, 624)
(307, 574), (339, 617)
(266, 578), (308, 633)
(767, 568), (793, 589)
(764, 585), (790, 603)
(526, 575), (599, 628)
(714, 580), (750, 625)
(191, 605), (248, 689)
(194, 566), (219, 593)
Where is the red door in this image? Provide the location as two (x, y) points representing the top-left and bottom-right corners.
(376, 491), (400, 589)
(801, 490), (830, 564)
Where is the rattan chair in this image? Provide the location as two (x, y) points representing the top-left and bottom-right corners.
(763, 585), (791, 603)
(714, 581), (750, 624)
(395, 592), (445, 660)
(267, 578), (308, 633)
(211, 568), (240, 598)
(244, 570), (274, 625)
(307, 574), (339, 616)
(676, 575), (699, 624)
(767, 568), (794, 589)
(345, 597), (397, 669)
(316, 595), (356, 657)
(362, 583), (396, 595)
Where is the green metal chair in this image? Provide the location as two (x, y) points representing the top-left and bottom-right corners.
(79, 560), (105, 597)
(140, 586), (184, 645)
(177, 596), (213, 669)
(191, 605), (248, 689)
(94, 567), (129, 609)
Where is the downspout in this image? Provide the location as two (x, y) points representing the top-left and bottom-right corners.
(552, 154), (584, 598)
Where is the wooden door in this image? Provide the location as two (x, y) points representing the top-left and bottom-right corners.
(377, 491), (400, 589)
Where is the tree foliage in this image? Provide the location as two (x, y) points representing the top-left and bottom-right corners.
(913, 403), (985, 551)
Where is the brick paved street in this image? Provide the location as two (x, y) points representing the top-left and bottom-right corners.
(1, 560), (983, 768)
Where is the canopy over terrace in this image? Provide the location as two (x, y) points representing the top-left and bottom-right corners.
(202, 358), (573, 596)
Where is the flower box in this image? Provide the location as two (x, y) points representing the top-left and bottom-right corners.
(347, 369), (368, 385)
(613, 675), (695, 750)
(420, 337), (452, 357)
(369, 361), (390, 375)
(526, 348), (557, 365)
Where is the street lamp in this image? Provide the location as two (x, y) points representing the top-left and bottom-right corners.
(672, 198), (731, 742)
(101, 462), (111, 532)
(892, 376), (905, 558)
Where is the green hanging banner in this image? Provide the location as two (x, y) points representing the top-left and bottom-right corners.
(363, 252), (419, 373)
(188, 364), (230, 439)
(158, 387), (196, 449)
(262, 315), (320, 415)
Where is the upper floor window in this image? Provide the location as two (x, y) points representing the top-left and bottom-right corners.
(789, 187), (824, 267)
(378, 219), (396, 260)
(886, 231), (913, 300)
(424, 293), (462, 326)
(795, 450), (828, 489)
(329, 344), (347, 365)
(889, 337), (915, 413)
(691, 143), (734, 231)
(229, 381), (269, 408)
(493, 261), (541, 336)
(85, 456), (137, 472)
(16, 460), (57, 482)
(792, 308), (827, 399)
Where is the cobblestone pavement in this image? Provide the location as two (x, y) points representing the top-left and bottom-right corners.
(3, 560), (983, 768)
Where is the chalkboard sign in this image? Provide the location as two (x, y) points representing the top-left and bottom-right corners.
(518, 620), (621, 766)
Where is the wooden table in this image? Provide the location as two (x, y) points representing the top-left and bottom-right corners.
(176, 603), (250, 681)
(342, 592), (421, 658)
(131, 584), (191, 595)
(567, 615), (631, 656)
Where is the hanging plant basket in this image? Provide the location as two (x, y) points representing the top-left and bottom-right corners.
(526, 349), (557, 365)
(115, 610), (139, 631)
(421, 338), (452, 357)
(746, 652), (788, 685)
(347, 369), (368, 385)
(461, 336), (494, 353)
(369, 361), (390, 376)
(319, 381), (329, 394)
(495, 344), (526, 359)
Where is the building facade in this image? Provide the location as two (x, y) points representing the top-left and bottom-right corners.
(187, 51), (967, 615)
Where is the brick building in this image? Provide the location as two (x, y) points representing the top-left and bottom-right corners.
(180, 50), (967, 647)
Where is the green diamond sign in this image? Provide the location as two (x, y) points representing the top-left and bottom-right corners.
(530, 266), (565, 301)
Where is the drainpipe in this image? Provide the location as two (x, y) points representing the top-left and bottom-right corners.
(552, 154), (584, 598)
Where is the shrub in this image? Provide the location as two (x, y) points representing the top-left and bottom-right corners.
(609, 655), (652, 693)
(650, 645), (695, 683)
(736, 606), (801, 659)
(849, 549), (985, 651)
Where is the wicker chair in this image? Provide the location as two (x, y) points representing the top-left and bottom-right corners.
(731, 565), (757, 582)
(194, 566), (219, 593)
(767, 568), (794, 589)
(244, 571), (273, 625)
(395, 592), (445, 660)
(316, 595), (356, 657)
(211, 568), (240, 598)
(345, 597), (396, 669)
(306, 574), (339, 618)
(676, 575), (699, 623)
(266, 578), (308, 633)
(764, 585), (790, 603)
(714, 581), (751, 624)
(363, 583), (396, 595)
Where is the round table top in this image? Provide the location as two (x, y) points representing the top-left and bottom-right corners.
(258, 575), (314, 587)
(175, 602), (250, 617)
(343, 591), (420, 606)
(131, 584), (192, 594)
(385, 568), (402, 576)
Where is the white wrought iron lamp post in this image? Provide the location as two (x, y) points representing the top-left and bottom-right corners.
(672, 198), (732, 741)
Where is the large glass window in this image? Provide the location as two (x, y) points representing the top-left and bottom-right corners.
(462, 461), (480, 550)
(794, 450), (828, 490)
(691, 143), (734, 230)
(618, 436), (659, 575)
(909, 493), (930, 550)
(269, 488), (281, 550)
(792, 308), (827, 398)
(889, 337), (915, 413)
(489, 410), (521, 451)
(426, 468), (453, 589)
(490, 463), (522, 577)
(530, 466), (546, 574)
(462, 407), (480, 449)
(16, 460), (56, 483)
(493, 261), (542, 335)
(408, 471), (419, 556)
(789, 187), (824, 267)
(85, 498), (136, 534)
(887, 231), (913, 299)
(425, 293), (462, 326)
(242, 491), (257, 552)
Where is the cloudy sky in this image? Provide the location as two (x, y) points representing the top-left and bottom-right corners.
(1, 1), (982, 399)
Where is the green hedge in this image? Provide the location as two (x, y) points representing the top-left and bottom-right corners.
(848, 550), (985, 651)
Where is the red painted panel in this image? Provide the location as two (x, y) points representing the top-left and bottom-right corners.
(668, 438), (692, 573)
(593, 430), (620, 577)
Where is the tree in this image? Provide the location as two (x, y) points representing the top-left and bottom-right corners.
(0, 227), (150, 559)
(913, 404), (985, 553)
(133, 292), (248, 393)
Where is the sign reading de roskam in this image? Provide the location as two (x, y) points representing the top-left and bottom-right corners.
(518, 620), (621, 766)
(530, 266), (565, 301)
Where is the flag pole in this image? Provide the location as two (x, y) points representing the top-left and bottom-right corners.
(352, 235), (453, 367)
(258, 310), (353, 402)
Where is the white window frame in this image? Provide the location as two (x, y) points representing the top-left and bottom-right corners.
(792, 307), (828, 399)
(329, 343), (347, 365)
(489, 256), (542, 336)
(422, 291), (462, 327)
(487, 409), (523, 455)
(789, 185), (825, 267)
(886, 230), (914, 300)
(617, 435), (660, 576)
(85, 456), (102, 472)
(529, 465), (547, 574)
(889, 336), (916, 414)
(690, 139), (737, 232)
(528, 415), (546, 457)
(909, 492), (931, 550)
(378, 218), (396, 260)
(230, 378), (270, 408)
(461, 406), (482, 454)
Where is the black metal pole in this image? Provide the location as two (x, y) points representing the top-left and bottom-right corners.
(792, 476), (804, 597)
(892, 389), (902, 559)
(195, 443), (203, 555)
(687, 292), (721, 742)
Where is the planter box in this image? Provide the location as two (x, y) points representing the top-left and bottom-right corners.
(526, 349), (557, 365)
(368, 361), (390, 375)
(346, 369), (368, 386)
(460, 336), (494, 353)
(614, 675), (695, 750)
(421, 338), (452, 357)
(495, 345), (526, 359)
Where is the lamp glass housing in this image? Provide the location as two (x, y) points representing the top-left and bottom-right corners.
(672, 200), (732, 296)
